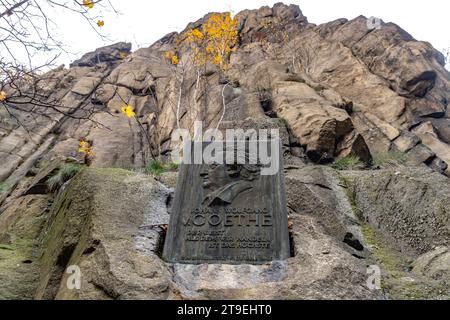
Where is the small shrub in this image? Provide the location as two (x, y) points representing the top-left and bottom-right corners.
(0, 181), (9, 193)
(332, 155), (365, 171)
(312, 84), (324, 92)
(279, 117), (290, 128)
(47, 163), (82, 191)
(372, 150), (408, 168)
(352, 104), (363, 113)
(167, 162), (179, 172)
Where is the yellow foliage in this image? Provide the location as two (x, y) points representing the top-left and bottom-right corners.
(78, 139), (94, 156)
(0, 90), (6, 102)
(186, 28), (204, 41)
(121, 105), (136, 118)
(260, 19), (290, 45)
(203, 12), (238, 70)
(119, 52), (128, 59)
(82, 0), (94, 9)
(97, 20), (104, 27)
(192, 29), (204, 39)
(213, 54), (222, 66)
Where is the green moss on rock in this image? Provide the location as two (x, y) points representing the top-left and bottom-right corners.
(342, 169), (450, 300)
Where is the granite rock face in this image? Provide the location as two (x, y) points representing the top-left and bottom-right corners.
(350, 168), (450, 256)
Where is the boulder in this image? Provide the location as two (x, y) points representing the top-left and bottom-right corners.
(413, 247), (450, 282)
(350, 168), (450, 256)
(413, 122), (450, 175)
(35, 168), (174, 300)
(70, 42), (132, 68)
(1, 2), (450, 301)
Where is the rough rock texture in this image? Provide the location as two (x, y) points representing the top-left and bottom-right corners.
(0, 195), (50, 299)
(0, 166), (385, 300)
(1, 3), (450, 300)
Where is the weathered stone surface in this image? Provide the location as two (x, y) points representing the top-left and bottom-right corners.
(0, 195), (50, 300)
(2, 3), (450, 180)
(406, 144), (435, 165)
(70, 42), (132, 68)
(413, 122), (450, 175)
(35, 168), (173, 300)
(429, 157), (448, 175)
(336, 131), (372, 164)
(71, 77), (101, 96)
(364, 113), (400, 141)
(426, 118), (450, 145)
(172, 214), (380, 300)
(2, 163), (450, 300)
(351, 112), (392, 155)
(393, 131), (420, 153)
(0, 166), (382, 300)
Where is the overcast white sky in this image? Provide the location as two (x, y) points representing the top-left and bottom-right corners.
(16, 0), (450, 66)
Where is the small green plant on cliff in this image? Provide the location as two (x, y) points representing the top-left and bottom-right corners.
(145, 160), (166, 176)
(0, 181), (9, 193)
(145, 160), (179, 176)
(47, 163), (83, 191)
(372, 150), (408, 168)
(332, 155), (365, 171)
(167, 162), (180, 171)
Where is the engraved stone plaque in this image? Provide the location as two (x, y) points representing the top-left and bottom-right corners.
(163, 140), (290, 264)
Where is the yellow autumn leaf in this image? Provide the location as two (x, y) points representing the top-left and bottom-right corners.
(0, 90), (6, 102)
(82, 0), (94, 9)
(97, 20), (104, 27)
(199, 12), (238, 70)
(165, 51), (173, 59)
(119, 52), (128, 59)
(213, 54), (222, 65)
(121, 105), (136, 118)
(164, 51), (179, 65)
(79, 140), (88, 149)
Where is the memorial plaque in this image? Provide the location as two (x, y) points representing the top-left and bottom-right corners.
(163, 140), (290, 264)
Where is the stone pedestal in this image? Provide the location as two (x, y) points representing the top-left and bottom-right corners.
(163, 140), (290, 264)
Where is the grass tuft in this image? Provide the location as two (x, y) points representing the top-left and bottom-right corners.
(47, 163), (83, 191)
(145, 160), (179, 176)
(372, 150), (408, 168)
